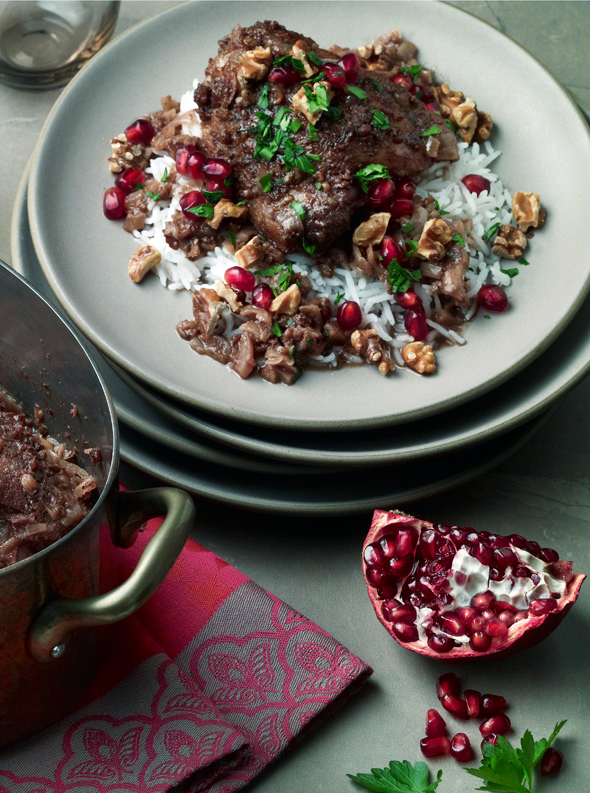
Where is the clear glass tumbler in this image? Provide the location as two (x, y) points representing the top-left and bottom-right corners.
(0, 1), (120, 90)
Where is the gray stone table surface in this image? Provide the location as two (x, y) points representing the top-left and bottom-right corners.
(2, 2), (590, 792)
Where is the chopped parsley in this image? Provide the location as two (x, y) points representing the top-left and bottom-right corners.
(187, 203), (214, 219)
(145, 191), (161, 201)
(161, 168), (168, 183)
(227, 231), (236, 249)
(308, 122), (319, 141)
(519, 256), (530, 265)
(400, 63), (423, 81)
(335, 291), (345, 305)
(354, 163), (391, 193)
(201, 189), (225, 203)
(372, 109), (390, 130)
(304, 82), (331, 114)
(289, 118), (303, 133)
(277, 264), (294, 292)
(387, 259), (421, 293)
(421, 125), (441, 136)
(433, 198), (450, 216)
(270, 322), (283, 337)
(369, 75), (384, 91)
(273, 54), (306, 72)
(305, 338), (313, 347)
(501, 267), (519, 278)
(444, 118), (457, 133)
(452, 232), (466, 248)
(316, 182), (322, 190)
(254, 264), (284, 277)
(302, 237), (316, 255)
(132, 183), (145, 192)
(259, 173), (273, 193)
(289, 347), (295, 361)
(484, 222), (502, 241)
(258, 82), (270, 110)
(483, 314), (491, 319)
(290, 199), (306, 219)
(308, 51), (323, 66)
(235, 201), (246, 206)
(348, 85), (368, 100)
(405, 240), (419, 258)
(401, 220), (415, 233)
(325, 105), (342, 121)
(302, 71), (326, 84)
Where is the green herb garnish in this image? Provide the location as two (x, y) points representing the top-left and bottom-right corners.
(369, 75), (384, 91)
(235, 201), (246, 206)
(444, 118), (457, 133)
(348, 759), (442, 793)
(227, 231), (236, 249)
(270, 322), (283, 337)
(372, 109), (390, 130)
(258, 82), (270, 110)
(335, 291), (345, 305)
(254, 264), (284, 277)
(289, 118), (303, 133)
(161, 168), (168, 183)
(401, 221), (415, 234)
(501, 267), (519, 278)
(354, 163), (391, 193)
(201, 189), (225, 203)
(290, 200), (306, 219)
(308, 51), (323, 66)
(145, 191), (161, 201)
(224, 174), (234, 187)
(187, 203), (214, 219)
(302, 71), (326, 84)
(348, 85), (368, 99)
(484, 314), (491, 319)
(484, 222), (502, 241)
(259, 174), (273, 193)
(405, 240), (418, 258)
(421, 125), (441, 136)
(308, 123), (319, 142)
(519, 256), (529, 265)
(452, 233), (466, 248)
(305, 338), (313, 347)
(326, 105), (343, 121)
(132, 183), (145, 192)
(400, 63), (424, 81)
(316, 181), (322, 190)
(433, 198), (449, 216)
(302, 237), (316, 255)
(273, 54), (305, 72)
(277, 264), (294, 292)
(304, 82), (331, 114)
(387, 259), (421, 293)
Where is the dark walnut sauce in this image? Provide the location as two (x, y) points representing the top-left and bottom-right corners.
(109, 21), (498, 385)
(0, 391), (98, 569)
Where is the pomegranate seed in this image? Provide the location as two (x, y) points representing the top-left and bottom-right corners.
(529, 597), (558, 616)
(497, 611), (515, 628)
(480, 695), (508, 716)
(464, 690), (481, 718)
(388, 603), (416, 623)
(185, 150), (206, 180)
(103, 187), (126, 220)
(363, 542), (383, 567)
(381, 600), (400, 621)
(477, 284), (508, 312)
(481, 733), (499, 751)
(540, 748), (563, 776)
(470, 631), (491, 652)
(420, 736), (450, 758)
(322, 62), (346, 88)
(397, 180), (416, 200)
(539, 547), (559, 563)
(424, 101), (441, 113)
(394, 291), (422, 310)
(225, 266), (255, 292)
(493, 547), (518, 571)
(480, 609), (496, 622)
(179, 190), (208, 220)
(527, 540), (542, 556)
(420, 530), (438, 560)
(441, 694), (469, 720)
(395, 527), (418, 557)
(389, 556), (413, 577)
(391, 621), (419, 643)
(176, 145), (197, 176)
(428, 634), (455, 653)
(485, 619), (508, 638)
(368, 179), (397, 210)
(480, 714), (511, 737)
(203, 158), (232, 185)
(377, 582), (398, 599)
(381, 235), (405, 266)
(390, 198), (414, 219)
(418, 89), (435, 104)
(392, 74), (412, 89)
(366, 568), (389, 588)
(450, 733), (473, 763)
(114, 167), (145, 195)
(404, 309), (429, 341)
(205, 178), (233, 200)
(337, 52), (361, 83)
(337, 300), (362, 330)
(472, 591), (495, 611)
(124, 118), (155, 145)
(457, 607), (477, 624)
(461, 174), (491, 196)
(268, 65), (300, 86)
(475, 542), (493, 566)
(409, 83), (423, 97)
(440, 614), (465, 636)
(379, 534), (397, 558)
(426, 709), (447, 738)
(489, 534), (511, 549)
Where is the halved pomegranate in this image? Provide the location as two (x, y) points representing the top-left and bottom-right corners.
(362, 510), (585, 661)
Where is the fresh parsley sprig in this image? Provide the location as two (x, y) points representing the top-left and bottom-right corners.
(348, 760), (442, 793)
(387, 259), (421, 293)
(354, 163), (391, 193)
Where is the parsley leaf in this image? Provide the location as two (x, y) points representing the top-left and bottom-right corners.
(259, 174), (273, 193)
(348, 759), (442, 793)
(304, 82), (331, 114)
(187, 203), (213, 219)
(273, 54), (305, 73)
(401, 221), (414, 233)
(132, 182), (145, 192)
(432, 198), (449, 216)
(277, 263), (293, 292)
(201, 189), (225, 203)
(400, 63), (423, 81)
(387, 259), (421, 293)
(369, 75), (384, 91)
(270, 322), (283, 337)
(354, 163), (391, 193)
(444, 118), (457, 133)
(316, 181), (322, 190)
(335, 291), (345, 305)
(452, 232), (466, 248)
(326, 105), (343, 120)
(289, 118), (303, 133)
(308, 51), (323, 66)
(421, 125), (441, 136)
(145, 191), (161, 201)
(372, 109), (390, 130)
(161, 168), (168, 183)
(518, 256), (529, 265)
(302, 237), (316, 255)
(308, 122), (319, 141)
(254, 264), (284, 277)
(484, 222), (502, 241)
(405, 240), (418, 258)
(501, 267), (519, 278)
(258, 82), (270, 110)
(227, 231), (236, 249)
(348, 85), (368, 99)
(483, 313), (491, 319)
(290, 200), (306, 219)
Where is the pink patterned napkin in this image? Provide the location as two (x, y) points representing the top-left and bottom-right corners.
(0, 516), (372, 792)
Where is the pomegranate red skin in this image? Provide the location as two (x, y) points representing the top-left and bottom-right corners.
(362, 510), (586, 662)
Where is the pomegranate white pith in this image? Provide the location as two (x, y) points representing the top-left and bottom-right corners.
(362, 510), (585, 660)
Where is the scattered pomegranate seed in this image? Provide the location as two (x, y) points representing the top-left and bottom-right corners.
(337, 300), (362, 330)
(441, 694), (469, 720)
(103, 187), (126, 220)
(392, 74), (412, 90)
(470, 631), (492, 652)
(252, 283), (274, 310)
(337, 52), (361, 83)
(540, 747), (563, 776)
(450, 733), (473, 762)
(464, 690), (481, 718)
(404, 309), (429, 341)
(472, 591), (495, 611)
(367, 178), (397, 210)
(179, 190), (208, 220)
(323, 62), (346, 88)
(462, 174), (491, 196)
(420, 736), (451, 758)
(203, 158), (232, 185)
(437, 673), (461, 700)
(268, 65), (300, 86)
(539, 547), (559, 563)
(124, 118), (155, 146)
(381, 235), (405, 266)
(418, 88), (435, 104)
(225, 266), (255, 292)
(397, 180), (416, 200)
(481, 733), (499, 751)
(425, 709), (447, 738)
(391, 621), (419, 642)
(176, 145), (197, 176)
(114, 167), (145, 194)
(184, 150), (206, 180)
(480, 694), (508, 716)
(477, 284), (508, 312)
(424, 101), (441, 113)
(394, 291), (422, 310)
(390, 199), (414, 219)
(409, 83), (424, 97)
(480, 714), (511, 737)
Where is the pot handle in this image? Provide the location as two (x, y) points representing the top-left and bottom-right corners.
(27, 487), (194, 663)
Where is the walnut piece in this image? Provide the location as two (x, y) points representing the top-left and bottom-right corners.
(451, 99), (478, 143)
(128, 245), (161, 283)
(475, 110), (493, 143)
(207, 199), (248, 230)
(270, 284), (301, 316)
(512, 191), (546, 232)
(237, 46), (272, 85)
(352, 212), (391, 247)
(491, 224), (528, 259)
(235, 236), (264, 269)
(290, 40), (316, 77)
(199, 291), (228, 339)
(416, 218), (452, 262)
(436, 83), (464, 118)
(402, 342), (436, 375)
(350, 329), (394, 375)
(292, 81), (334, 125)
(108, 133), (151, 174)
(215, 280), (243, 312)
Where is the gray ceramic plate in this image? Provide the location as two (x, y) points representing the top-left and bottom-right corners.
(28, 1), (590, 431)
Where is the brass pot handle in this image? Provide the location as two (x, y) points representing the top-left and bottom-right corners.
(27, 487), (194, 663)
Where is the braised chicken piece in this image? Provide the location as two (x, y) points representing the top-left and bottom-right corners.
(195, 21), (458, 254)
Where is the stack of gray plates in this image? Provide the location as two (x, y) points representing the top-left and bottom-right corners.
(10, 2), (590, 513)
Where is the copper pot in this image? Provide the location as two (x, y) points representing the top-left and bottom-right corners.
(0, 261), (194, 747)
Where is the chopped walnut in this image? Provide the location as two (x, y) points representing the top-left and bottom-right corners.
(451, 99), (478, 143)
(435, 83), (464, 118)
(128, 245), (161, 283)
(416, 218), (452, 262)
(402, 342), (436, 375)
(290, 40), (316, 77)
(270, 284), (301, 316)
(235, 235), (264, 269)
(197, 288), (228, 338)
(352, 212), (391, 247)
(292, 81), (334, 125)
(108, 133), (151, 173)
(207, 199), (248, 230)
(491, 224), (528, 259)
(215, 280), (243, 312)
(475, 111), (493, 143)
(350, 329), (394, 375)
(512, 192), (546, 232)
(237, 46), (272, 85)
